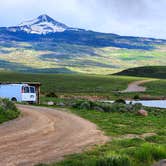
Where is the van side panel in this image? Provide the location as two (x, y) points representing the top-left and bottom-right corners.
(0, 84), (22, 101)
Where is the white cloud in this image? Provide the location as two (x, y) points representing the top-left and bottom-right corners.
(0, 0), (166, 39)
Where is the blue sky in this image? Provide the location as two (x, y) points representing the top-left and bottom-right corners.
(0, 0), (166, 39)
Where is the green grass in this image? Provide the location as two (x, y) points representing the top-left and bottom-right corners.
(39, 108), (166, 166)
(71, 109), (166, 137)
(145, 79), (166, 96)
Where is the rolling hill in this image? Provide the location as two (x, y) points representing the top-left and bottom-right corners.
(0, 14), (166, 74)
(115, 66), (166, 79)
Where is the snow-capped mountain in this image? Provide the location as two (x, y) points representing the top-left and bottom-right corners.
(0, 14), (165, 50)
(7, 14), (74, 34)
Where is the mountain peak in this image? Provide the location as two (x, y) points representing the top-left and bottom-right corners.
(17, 14), (70, 34)
(37, 14), (55, 22)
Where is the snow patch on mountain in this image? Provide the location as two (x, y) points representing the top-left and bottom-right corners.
(8, 14), (75, 34)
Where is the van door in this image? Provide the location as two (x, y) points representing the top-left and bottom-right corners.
(22, 86), (36, 102)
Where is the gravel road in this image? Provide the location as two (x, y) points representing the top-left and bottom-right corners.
(0, 105), (108, 166)
(121, 79), (155, 93)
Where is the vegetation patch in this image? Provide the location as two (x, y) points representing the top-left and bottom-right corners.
(72, 100), (143, 113)
(0, 98), (20, 123)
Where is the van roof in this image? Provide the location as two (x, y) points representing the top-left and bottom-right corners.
(0, 82), (41, 86)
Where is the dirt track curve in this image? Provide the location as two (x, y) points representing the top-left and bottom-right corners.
(121, 79), (155, 93)
(0, 105), (108, 166)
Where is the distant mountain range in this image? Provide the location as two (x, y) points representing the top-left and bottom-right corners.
(0, 14), (165, 50)
(0, 15), (166, 74)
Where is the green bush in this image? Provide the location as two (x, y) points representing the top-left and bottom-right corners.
(114, 99), (126, 104)
(133, 103), (143, 111)
(45, 92), (58, 98)
(80, 101), (91, 110)
(72, 100), (88, 109)
(0, 98), (17, 112)
(133, 95), (140, 100)
(0, 98), (20, 123)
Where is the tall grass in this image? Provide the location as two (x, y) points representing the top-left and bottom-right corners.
(134, 143), (166, 163)
(97, 152), (131, 166)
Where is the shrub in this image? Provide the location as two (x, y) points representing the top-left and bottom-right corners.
(133, 95), (140, 100)
(97, 152), (131, 166)
(80, 101), (91, 110)
(133, 103), (143, 111)
(100, 103), (112, 112)
(0, 98), (20, 123)
(114, 99), (126, 104)
(45, 92), (58, 98)
(72, 100), (88, 109)
(93, 106), (105, 112)
(72, 100), (145, 113)
(0, 98), (17, 112)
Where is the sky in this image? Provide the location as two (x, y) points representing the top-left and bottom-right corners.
(0, 0), (166, 39)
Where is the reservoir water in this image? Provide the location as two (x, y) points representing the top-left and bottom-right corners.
(126, 100), (166, 109)
(104, 100), (166, 109)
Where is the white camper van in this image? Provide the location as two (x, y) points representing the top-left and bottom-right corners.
(0, 84), (37, 103)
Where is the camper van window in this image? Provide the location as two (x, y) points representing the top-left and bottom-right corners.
(30, 87), (35, 93)
(24, 87), (29, 93)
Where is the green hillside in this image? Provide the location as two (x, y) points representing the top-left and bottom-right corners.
(0, 41), (166, 74)
(115, 66), (166, 79)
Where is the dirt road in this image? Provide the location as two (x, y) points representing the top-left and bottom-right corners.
(0, 105), (108, 166)
(121, 79), (155, 93)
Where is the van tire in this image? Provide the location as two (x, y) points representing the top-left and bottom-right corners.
(11, 97), (17, 102)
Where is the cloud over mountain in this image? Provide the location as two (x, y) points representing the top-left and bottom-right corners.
(0, 0), (166, 38)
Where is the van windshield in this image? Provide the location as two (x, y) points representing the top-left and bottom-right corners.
(24, 87), (29, 93)
(22, 86), (35, 93)
(30, 87), (35, 93)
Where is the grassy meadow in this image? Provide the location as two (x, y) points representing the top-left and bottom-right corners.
(0, 72), (138, 97)
(0, 72), (165, 100)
